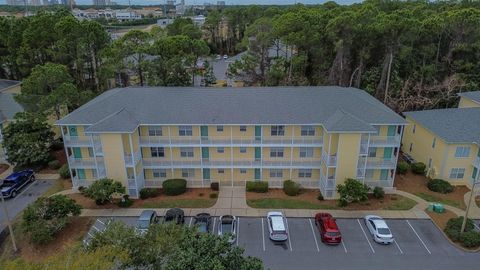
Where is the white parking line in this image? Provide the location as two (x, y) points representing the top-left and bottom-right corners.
(341, 240), (348, 253)
(261, 218), (266, 251)
(92, 225), (100, 232)
(308, 219), (320, 252)
(97, 219), (105, 225)
(236, 217), (240, 246)
(357, 219), (375, 254)
(406, 220), (431, 254)
(189, 217), (193, 227)
(285, 217), (293, 252)
(394, 240), (404, 254)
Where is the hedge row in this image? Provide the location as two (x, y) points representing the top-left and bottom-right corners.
(162, 179), (187, 196)
(444, 217), (480, 248)
(283, 180), (301, 196)
(246, 181), (268, 193)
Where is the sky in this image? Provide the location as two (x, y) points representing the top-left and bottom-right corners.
(0, 0), (362, 6)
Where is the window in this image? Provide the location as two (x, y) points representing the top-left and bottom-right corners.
(270, 169), (283, 178)
(148, 126), (162, 136)
(182, 169), (195, 178)
(368, 147), (377, 158)
(270, 147), (284, 158)
(218, 169), (224, 174)
(179, 126), (192, 136)
(449, 168), (465, 179)
(271, 125), (285, 136)
(413, 124), (416, 134)
(240, 147), (247, 153)
(153, 169), (166, 178)
(428, 158), (432, 168)
(180, 147), (194, 157)
(432, 138), (436, 149)
(217, 147), (224, 153)
(151, 147), (165, 157)
(300, 147), (314, 158)
(240, 126), (247, 132)
(455, 146), (470, 158)
(299, 169), (312, 178)
(240, 169), (247, 174)
(300, 126), (315, 136)
(217, 125), (224, 132)
(409, 143), (413, 152)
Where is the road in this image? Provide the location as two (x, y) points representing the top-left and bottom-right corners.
(0, 179), (55, 232)
(85, 216), (480, 270)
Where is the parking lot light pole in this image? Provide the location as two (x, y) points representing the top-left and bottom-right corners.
(461, 180), (479, 234)
(0, 181), (18, 252)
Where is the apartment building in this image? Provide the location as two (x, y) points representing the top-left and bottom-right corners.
(57, 87), (406, 199)
(402, 91), (480, 187)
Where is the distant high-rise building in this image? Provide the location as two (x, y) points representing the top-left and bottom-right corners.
(93, 0), (106, 6)
(6, 0), (26, 5)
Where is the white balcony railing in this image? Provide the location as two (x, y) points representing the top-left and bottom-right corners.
(139, 135), (323, 146)
(68, 156), (103, 168)
(142, 158), (322, 168)
(364, 179), (394, 188)
(369, 135), (401, 146)
(63, 135), (92, 146)
(365, 157), (397, 169)
(124, 150), (142, 167)
(322, 151), (337, 166)
(320, 174), (336, 189)
(72, 176), (95, 187)
(356, 168), (365, 179)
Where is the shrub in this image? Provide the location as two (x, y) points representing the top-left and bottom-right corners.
(459, 231), (480, 248)
(246, 181), (268, 193)
(117, 195), (133, 208)
(411, 162), (426, 175)
(162, 179), (187, 196)
(283, 180), (301, 196)
(373, 187), (385, 199)
(210, 182), (219, 191)
(317, 193), (324, 201)
(444, 217), (475, 242)
(58, 164), (70, 179)
(48, 160), (61, 170)
(83, 178), (126, 205)
(336, 178), (370, 205)
(209, 193), (218, 199)
(21, 195), (81, 245)
(337, 198), (348, 207)
(139, 188), (160, 199)
(396, 161), (409, 174)
(427, 179), (454, 194)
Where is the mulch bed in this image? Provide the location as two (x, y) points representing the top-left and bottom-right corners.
(0, 164), (9, 175)
(394, 171), (469, 210)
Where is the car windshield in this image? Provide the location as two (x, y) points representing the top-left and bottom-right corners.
(197, 222), (207, 233)
(1, 181), (15, 187)
(326, 232), (340, 237)
(137, 220), (150, 229)
(221, 223), (232, 233)
(378, 228), (391, 235)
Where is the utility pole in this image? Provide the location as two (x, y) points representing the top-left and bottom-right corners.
(0, 185), (17, 252)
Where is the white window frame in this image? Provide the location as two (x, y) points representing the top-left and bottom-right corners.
(269, 169), (283, 178)
(270, 147), (284, 158)
(240, 169), (247, 174)
(240, 147), (247, 153)
(217, 147), (224, 153)
(218, 169), (224, 174)
(368, 147), (377, 158)
(240, 126), (247, 132)
(217, 125), (224, 132)
(180, 147), (194, 157)
(153, 169), (166, 178)
(179, 125), (193, 136)
(300, 126), (315, 136)
(298, 169), (312, 178)
(271, 125), (285, 136)
(148, 126), (163, 136)
(455, 146), (470, 158)
(299, 147), (314, 158)
(151, 147), (165, 157)
(449, 168), (465, 179)
(181, 169), (195, 178)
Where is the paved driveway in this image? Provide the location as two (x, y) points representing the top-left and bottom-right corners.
(85, 215), (479, 270)
(0, 179), (55, 232)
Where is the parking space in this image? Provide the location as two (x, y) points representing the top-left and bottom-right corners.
(335, 218), (374, 254)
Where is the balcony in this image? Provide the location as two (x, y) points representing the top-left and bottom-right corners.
(68, 156), (103, 169)
(124, 150), (142, 167)
(139, 135), (323, 146)
(63, 135), (92, 147)
(322, 151), (337, 167)
(142, 158), (322, 168)
(369, 135), (401, 147)
(364, 178), (394, 188)
(356, 168), (365, 179)
(72, 176), (95, 187)
(360, 157), (397, 169)
(320, 174), (336, 190)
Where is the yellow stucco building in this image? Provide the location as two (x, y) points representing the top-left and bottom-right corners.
(57, 87), (406, 199)
(402, 91), (480, 187)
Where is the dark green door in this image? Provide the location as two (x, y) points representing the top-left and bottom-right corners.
(77, 169), (86, 179)
(387, 126), (396, 136)
(201, 126), (208, 139)
(255, 147), (261, 161)
(380, 169), (389, 180)
(255, 126), (261, 141)
(202, 147), (209, 160)
(383, 147), (393, 159)
(69, 126), (78, 136)
(203, 168), (210, 180)
(254, 168), (261, 180)
(73, 147), (82, 158)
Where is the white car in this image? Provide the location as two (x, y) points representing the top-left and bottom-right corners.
(223, 54), (228, 59)
(364, 215), (394, 244)
(267, 212), (288, 242)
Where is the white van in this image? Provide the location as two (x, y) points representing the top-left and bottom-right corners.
(267, 212), (288, 242)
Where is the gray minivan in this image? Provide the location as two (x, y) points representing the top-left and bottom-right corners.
(136, 210), (158, 234)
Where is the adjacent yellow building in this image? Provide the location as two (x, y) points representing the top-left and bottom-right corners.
(402, 91), (480, 187)
(57, 87), (406, 199)
(0, 79), (23, 162)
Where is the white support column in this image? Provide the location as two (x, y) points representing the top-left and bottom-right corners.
(61, 127), (75, 186)
(128, 133), (137, 195)
(290, 126), (294, 179)
(89, 134), (99, 179)
(260, 126), (264, 180)
(390, 125), (404, 186)
(168, 126), (174, 176)
(362, 134), (370, 184)
(230, 126), (234, 187)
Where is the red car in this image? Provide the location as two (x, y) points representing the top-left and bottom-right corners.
(314, 213), (342, 245)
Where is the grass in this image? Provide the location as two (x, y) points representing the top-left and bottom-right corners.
(415, 192), (462, 208)
(247, 198), (337, 210)
(140, 198), (217, 208)
(382, 197), (418, 210)
(42, 178), (71, 197)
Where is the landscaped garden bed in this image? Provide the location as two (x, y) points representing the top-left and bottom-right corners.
(246, 189), (417, 210)
(395, 171), (469, 209)
(68, 188), (218, 209)
(0, 163), (9, 174)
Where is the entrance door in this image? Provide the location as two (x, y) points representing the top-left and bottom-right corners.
(77, 169), (86, 179)
(69, 126), (78, 136)
(255, 147), (261, 161)
(73, 147), (82, 158)
(383, 147), (393, 159)
(380, 169), (389, 180)
(201, 126), (208, 140)
(254, 168), (261, 180)
(202, 147), (209, 160)
(255, 126), (261, 141)
(203, 168), (210, 180)
(387, 126), (396, 136)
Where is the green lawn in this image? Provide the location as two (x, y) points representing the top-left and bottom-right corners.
(382, 197), (418, 210)
(247, 198), (337, 209)
(414, 192), (462, 209)
(139, 198), (216, 208)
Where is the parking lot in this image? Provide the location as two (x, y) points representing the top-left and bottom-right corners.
(86, 215), (480, 270)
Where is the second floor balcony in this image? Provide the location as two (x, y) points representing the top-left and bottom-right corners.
(322, 151), (337, 167)
(63, 135), (93, 147)
(359, 157), (397, 169)
(368, 135), (401, 147)
(124, 150), (142, 167)
(68, 156), (104, 169)
(139, 135), (323, 146)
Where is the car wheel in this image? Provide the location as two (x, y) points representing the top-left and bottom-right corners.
(30, 175), (35, 182)
(11, 190), (17, 198)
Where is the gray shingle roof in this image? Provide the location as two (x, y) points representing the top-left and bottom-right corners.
(0, 79), (21, 92)
(458, 91), (480, 104)
(323, 109), (375, 132)
(57, 86), (406, 133)
(86, 108), (139, 133)
(0, 92), (24, 123)
(404, 108), (480, 145)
